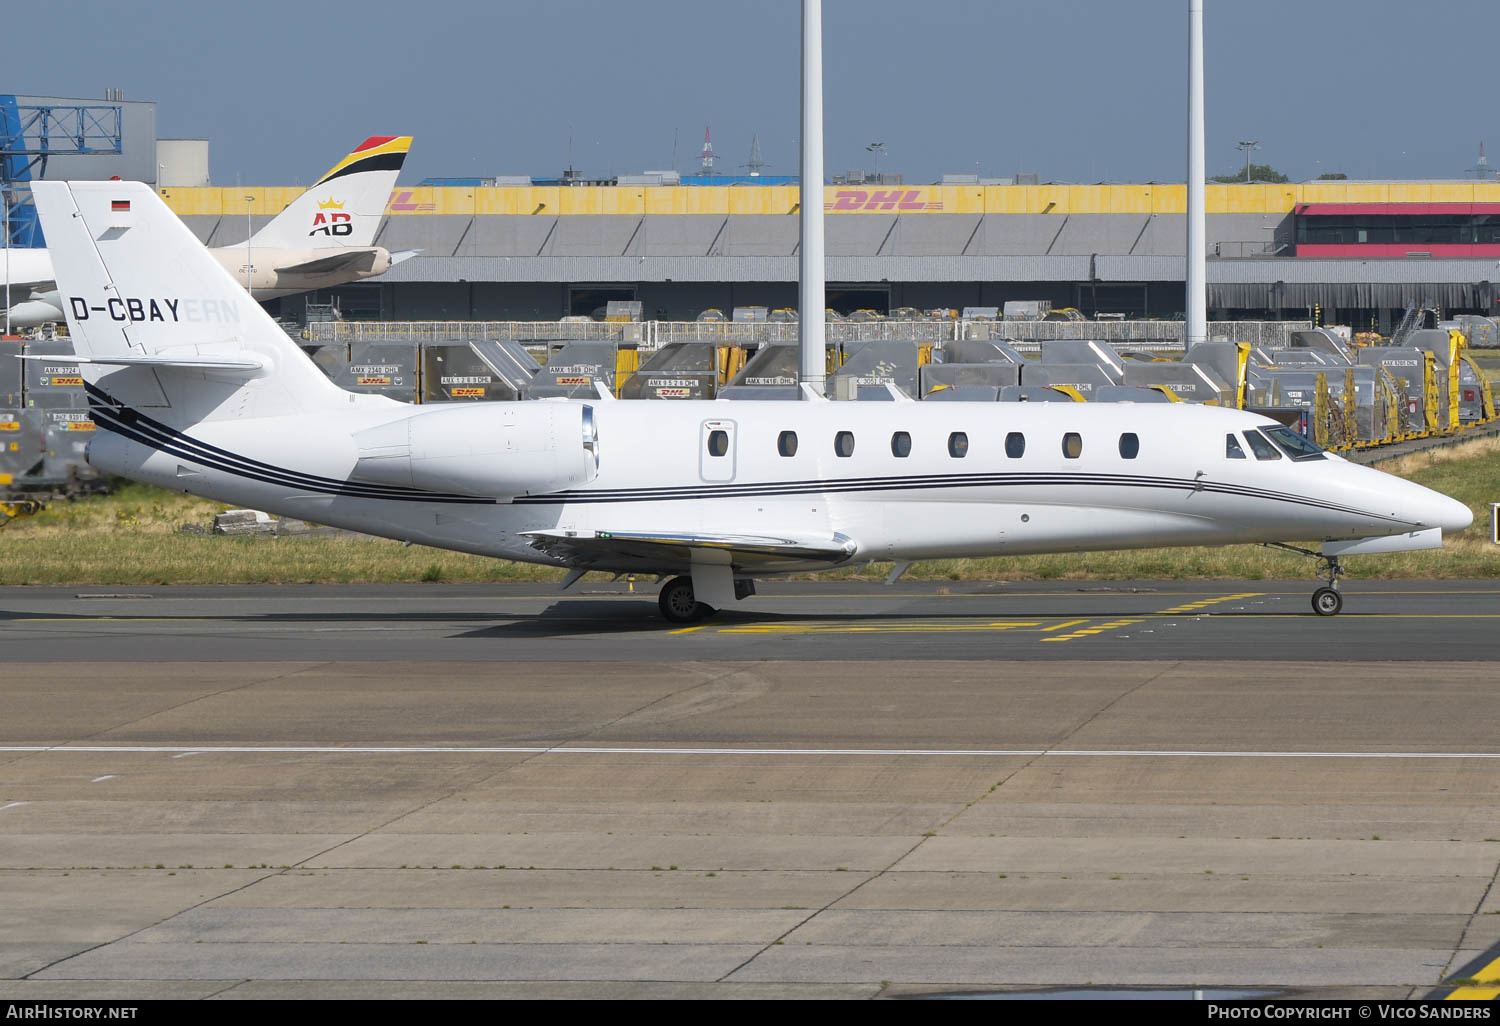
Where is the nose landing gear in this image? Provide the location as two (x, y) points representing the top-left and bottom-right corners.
(1265, 543), (1346, 616)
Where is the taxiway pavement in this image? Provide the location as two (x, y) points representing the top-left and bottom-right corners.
(0, 581), (1497, 999)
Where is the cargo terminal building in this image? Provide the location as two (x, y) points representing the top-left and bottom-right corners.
(158, 179), (1500, 329)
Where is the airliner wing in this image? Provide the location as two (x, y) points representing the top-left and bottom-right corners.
(523, 528), (858, 572)
(273, 249), (380, 275)
(8, 276), (56, 293)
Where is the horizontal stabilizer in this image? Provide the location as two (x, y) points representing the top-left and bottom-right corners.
(18, 353), (266, 372)
(273, 250), (380, 276)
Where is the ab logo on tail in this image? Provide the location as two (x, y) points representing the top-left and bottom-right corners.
(310, 196), (352, 237)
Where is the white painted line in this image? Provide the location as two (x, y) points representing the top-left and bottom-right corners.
(90, 775), (116, 782)
(1, 801), (27, 811)
(0, 745), (1498, 760)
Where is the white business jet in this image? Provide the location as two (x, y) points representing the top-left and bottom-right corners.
(5, 136), (414, 327)
(30, 181), (1473, 622)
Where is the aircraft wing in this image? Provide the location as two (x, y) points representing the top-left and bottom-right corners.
(272, 249), (380, 275)
(523, 528), (858, 573)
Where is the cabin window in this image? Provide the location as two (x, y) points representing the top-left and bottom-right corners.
(1005, 432), (1026, 458)
(948, 431), (969, 458)
(707, 430), (729, 458)
(1226, 434), (1247, 459)
(777, 430), (798, 457)
(1244, 429), (1282, 461)
(834, 431), (856, 458)
(1118, 433), (1139, 460)
(891, 431), (911, 458)
(1061, 432), (1083, 459)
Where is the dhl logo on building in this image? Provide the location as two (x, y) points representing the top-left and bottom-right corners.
(825, 188), (943, 213)
(386, 189), (437, 213)
(310, 197), (353, 237)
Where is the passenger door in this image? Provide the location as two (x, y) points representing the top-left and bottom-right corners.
(699, 419), (737, 483)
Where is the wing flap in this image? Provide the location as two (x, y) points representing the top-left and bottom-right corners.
(523, 528), (857, 573)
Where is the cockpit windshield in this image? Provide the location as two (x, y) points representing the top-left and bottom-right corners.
(1261, 425), (1327, 461)
(1242, 430), (1282, 461)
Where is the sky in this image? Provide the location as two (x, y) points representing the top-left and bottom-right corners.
(7, 0), (1498, 187)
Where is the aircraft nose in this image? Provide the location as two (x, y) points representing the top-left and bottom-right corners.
(1404, 481), (1473, 534)
(1434, 493), (1474, 534)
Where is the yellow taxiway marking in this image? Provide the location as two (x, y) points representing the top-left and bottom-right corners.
(1447, 986), (1500, 1001)
(1041, 592), (1263, 643)
(695, 618), (1091, 637)
(1447, 952), (1500, 1001)
(1153, 591), (1266, 615)
(668, 625), (707, 635)
(1041, 619), (1145, 642)
(718, 620), (1054, 635)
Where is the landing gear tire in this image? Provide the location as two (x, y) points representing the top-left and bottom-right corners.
(1311, 587), (1343, 617)
(658, 576), (715, 624)
(1263, 543), (1349, 617)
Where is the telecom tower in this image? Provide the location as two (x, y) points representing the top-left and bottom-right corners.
(1469, 141), (1492, 180)
(699, 126), (715, 176)
(745, 134), (766, 177)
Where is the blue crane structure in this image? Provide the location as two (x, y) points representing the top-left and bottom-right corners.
(2, 96), (123, 247)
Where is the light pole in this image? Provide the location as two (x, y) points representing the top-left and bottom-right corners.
(244, 194), (254, 296)
(1237, 140), (1260, 183)
(866, 141), (886, 180)
(4, 188), (10, 337)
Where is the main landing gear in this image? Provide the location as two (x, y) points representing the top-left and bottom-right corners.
(1265, 543), (1345, 616)
(658, 575), (716, 624)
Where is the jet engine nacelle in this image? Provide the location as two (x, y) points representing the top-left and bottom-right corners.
(6, 297), (66, 328)
(351, 401), (598, 498)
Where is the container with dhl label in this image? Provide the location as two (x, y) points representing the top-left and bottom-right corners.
(420, 345), (514, 402)
(332, 343), (418, 403)
(21, 340), (86, 406)
(619, 342), (721, 400)
(42, 408), (99, 483)
(0, 409), (46, 486)
(528, 341), (619, 399)
(0, 340), (22, 408)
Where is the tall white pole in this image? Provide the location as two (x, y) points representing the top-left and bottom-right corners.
(245, 195), (254, 297)
(4, 191), (10, 337)
(1186, 0), (1207, 350)
(799, 0), (826, 393)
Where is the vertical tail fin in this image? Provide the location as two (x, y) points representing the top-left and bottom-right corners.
(32, 180), (345, 424)
(247, 135), (411, 249)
